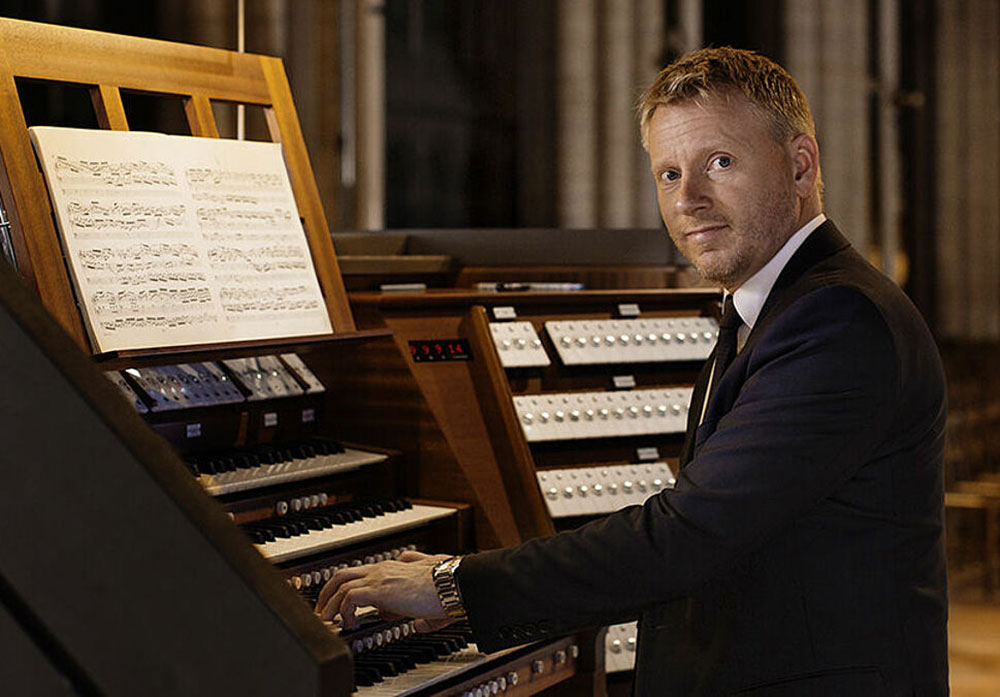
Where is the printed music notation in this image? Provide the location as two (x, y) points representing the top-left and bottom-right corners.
(67, 201), (186, 232)
(77, 243), (207, 286)
(90, 286), (214, 316)
(98, 312), (219, 332)
(219, 285), (323, 316)
(53, 155), (178, 188)
(186, 168), (284, 190)
(29, 126), (333, 352)
(196, 206), (294, 230)
(207, 244), (309, 274)
(78, 243), (201, 271)
(191, 192), (262, 205)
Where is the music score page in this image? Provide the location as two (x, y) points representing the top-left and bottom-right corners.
(29, 126), (333, 352)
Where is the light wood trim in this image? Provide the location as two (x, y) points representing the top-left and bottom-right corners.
(90, 84), (129, 130)
(946, 490), (1000, 509)
(954, 480), (1000, 498)
(0, 71), (88, 346)
(184, 94), (219, 138)
(260, 56), (354, 332)
(0, 19), (272, 104)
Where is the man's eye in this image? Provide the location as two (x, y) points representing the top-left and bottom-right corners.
(712, 155), (732, 169)
(660, 170), (680, 182)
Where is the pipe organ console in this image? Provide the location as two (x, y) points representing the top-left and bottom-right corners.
(350, 288), (720, 694)
(0, 17), (597, 697)
(100, 344), (588, 696)
(2, 267), (591, 695)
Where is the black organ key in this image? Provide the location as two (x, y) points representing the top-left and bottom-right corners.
(238, 496), (415, 546)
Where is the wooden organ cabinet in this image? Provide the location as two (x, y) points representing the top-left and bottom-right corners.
(350, 287), (721, 694)
(0, 18), (593, 697)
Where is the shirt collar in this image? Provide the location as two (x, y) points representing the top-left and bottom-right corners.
(729, 213), (826, 330)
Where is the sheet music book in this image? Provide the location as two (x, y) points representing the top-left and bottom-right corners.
(29, 126), (333, 352)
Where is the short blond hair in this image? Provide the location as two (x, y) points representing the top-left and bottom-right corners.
(638, 47), (816, 150)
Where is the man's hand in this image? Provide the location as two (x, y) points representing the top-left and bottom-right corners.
(314, 550), (455, 631)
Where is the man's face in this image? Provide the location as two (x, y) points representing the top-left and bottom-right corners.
(647, 94), (802, 291)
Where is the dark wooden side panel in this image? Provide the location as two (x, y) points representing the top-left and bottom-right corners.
(463, 305), (555, 541)
(297, 328), (519, 550)
(0, 266), (352, 697)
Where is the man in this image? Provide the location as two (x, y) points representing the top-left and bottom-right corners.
(316, 47), (948, 696)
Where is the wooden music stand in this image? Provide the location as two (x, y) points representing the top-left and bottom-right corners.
(0, 16), (354, 352)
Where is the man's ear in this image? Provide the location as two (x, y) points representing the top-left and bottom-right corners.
(789, 133), (820, 197)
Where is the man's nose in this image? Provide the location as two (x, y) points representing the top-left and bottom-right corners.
(675, 174), (711, 215)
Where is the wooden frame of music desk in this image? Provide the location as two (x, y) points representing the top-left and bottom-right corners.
(0, 16), (354, 352)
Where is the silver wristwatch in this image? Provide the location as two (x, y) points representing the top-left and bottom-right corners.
(431, 556), (467, 619)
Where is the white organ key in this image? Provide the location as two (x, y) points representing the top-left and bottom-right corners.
(536, 471), (563, 519)
(550, 470), (571, 519)
(255, 504), (456, 563)
(575, 469), (602, 516)
(353, 644), (488, 697)
(562, 470), (586, 517)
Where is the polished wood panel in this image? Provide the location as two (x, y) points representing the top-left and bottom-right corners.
(949, 601), (1000, 697)
(347, 308), (525, 549)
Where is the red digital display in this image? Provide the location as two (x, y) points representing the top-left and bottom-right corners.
(408, 339), (471, 363)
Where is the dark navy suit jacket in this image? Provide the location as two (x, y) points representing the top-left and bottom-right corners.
(458, 221), (949, 696)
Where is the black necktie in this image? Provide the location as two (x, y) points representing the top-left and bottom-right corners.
(679, 295), (743, 467)
(712, 294), (743, 390)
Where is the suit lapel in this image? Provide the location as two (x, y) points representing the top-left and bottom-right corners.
(681, 220), (852, 467)
(742, 220), (851, 355)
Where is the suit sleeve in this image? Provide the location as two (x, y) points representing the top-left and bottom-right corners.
(456, 285), (901, 652)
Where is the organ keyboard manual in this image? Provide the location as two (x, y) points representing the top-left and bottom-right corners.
(0, 17), (599, 697)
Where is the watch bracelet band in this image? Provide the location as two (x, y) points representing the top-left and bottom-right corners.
(432, 556), (467, 619)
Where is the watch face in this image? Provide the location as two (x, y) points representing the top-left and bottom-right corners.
(434, 557), (458, 577)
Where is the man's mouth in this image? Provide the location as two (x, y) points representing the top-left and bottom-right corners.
(685, 224), (728, 244)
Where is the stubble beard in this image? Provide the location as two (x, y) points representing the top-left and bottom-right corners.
(681, 192), (798, 290)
